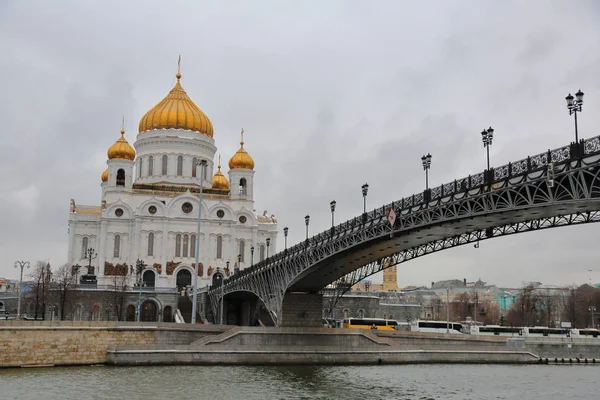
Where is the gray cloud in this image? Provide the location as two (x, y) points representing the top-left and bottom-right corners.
(1, 0), (599, 288)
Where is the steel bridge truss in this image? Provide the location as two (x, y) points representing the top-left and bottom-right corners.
(209, 136), (600, 324)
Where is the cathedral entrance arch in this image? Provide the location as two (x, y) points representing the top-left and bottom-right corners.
(126, 304), (135, 321)
(176, 269), (192, 292)
(163, 306), (173, 322)
(213, 271), (224, 287)
(141, 300), (158, 322)
(143, 270), (155, 287)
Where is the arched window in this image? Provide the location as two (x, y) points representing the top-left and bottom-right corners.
(182, 234), (189, 257)
(162, 155), (168, 175)
(357, 309), (365, 318)
(343, 309), (349, 319)
(177, 155), (183, 176)
(175, 234), (181, 257)
(260, 244), (265, 261)
(216, 236), (222, 259)
(190, 234), (196, 258)
(203, 164), (208, 180)
(137, 159), (141, 178)
(139, 158), (143, 178)
(239, 178), (247, 195)
(81, 237), (88, 259)
(113, 234), (120, 258)
(116, 169), (125, 186)
(147, 232), (154, 257)
(148, 155), (153, 176)
(192, 157), (197, 178)
(239, 240), (245, 262)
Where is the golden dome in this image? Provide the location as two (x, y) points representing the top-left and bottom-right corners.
(138, 65), (213, 137)
(228, 128), (255, 170)
(101, 168), (108, 183)
(212, 154), (229, 191)
(107, 129), (136, 160)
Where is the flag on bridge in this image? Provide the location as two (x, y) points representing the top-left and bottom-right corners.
(386, 207), (396, 227)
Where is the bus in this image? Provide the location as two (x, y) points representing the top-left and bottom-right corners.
(576, 328), (599, 338)
(342, 318), (398, 331)
(470, 325), (523, 336)
(411, 320), (463, 334)
(522, 327), (571, 337)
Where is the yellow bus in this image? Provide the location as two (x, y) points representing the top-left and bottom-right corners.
(342, 318), (398, 331)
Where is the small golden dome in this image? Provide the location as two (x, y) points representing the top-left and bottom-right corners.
(107, 129), (136, 160)
(138, 64), (213, 137)
(212, 154), (229, 191)
(228, 128), (255, 170)
(101, 168), (108, 183)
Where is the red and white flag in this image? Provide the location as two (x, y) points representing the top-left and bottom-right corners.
(386, 208), (396, 227)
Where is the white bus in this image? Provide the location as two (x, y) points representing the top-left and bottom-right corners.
(470, 325), (523, 336)
(411, 320), (463, 334)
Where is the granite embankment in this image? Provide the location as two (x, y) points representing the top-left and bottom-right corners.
(2, 322), (599, 367)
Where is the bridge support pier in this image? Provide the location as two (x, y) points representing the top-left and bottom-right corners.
(280, 292), (323, 327)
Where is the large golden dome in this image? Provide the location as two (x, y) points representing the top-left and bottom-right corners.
(107, 129), (136, 160)
(212, 155), (229, 191)
(101, 168), (108, 182)
(229, 129), (255, 170)
(138, 70), (213, 137)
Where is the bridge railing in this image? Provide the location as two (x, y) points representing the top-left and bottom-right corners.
(219, 135), (600, 288)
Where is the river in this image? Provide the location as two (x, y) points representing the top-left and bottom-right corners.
(0, 364), (597, 399)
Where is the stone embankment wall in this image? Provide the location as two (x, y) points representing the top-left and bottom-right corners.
(0, 321), (227, 368)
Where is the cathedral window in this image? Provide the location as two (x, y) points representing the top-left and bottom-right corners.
(148, 155), (153, 176)
(192, 157), (197, 178)
(190, 234), (196, 258)
(81, 237), (88, 259)
(216, 236), (223, 259)
(177, 155), (183, 176)
(116, 169), (125, 187)
(137, 159), (142, 178)
(183, 234), (189, 257)
(239, 178), (247, 195)
(162, 155), (168, 175)
(260, 244), (265, 262)
(239, 240), (245, 262)
(114, 235), (120, 258)
(175, 234), (181, 257)
(147, 232), (154, 257)
(203, 164), (208, 180)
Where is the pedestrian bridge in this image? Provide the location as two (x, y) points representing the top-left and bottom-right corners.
(208, 136), (600, 326)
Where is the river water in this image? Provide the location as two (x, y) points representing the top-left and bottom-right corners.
(0, 364), (597, 399)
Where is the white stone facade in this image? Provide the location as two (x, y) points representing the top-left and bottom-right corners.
(68, 128), (277, 290)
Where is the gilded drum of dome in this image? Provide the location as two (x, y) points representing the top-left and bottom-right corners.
(107, 130), (136, 160)
(138, 73), (214, 137)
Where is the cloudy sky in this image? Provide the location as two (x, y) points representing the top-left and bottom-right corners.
(1, 0), (599, 287)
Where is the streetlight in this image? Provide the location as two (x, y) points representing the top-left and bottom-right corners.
(481, 127), (494, 171)
(192, 159), (207, 324)
(421, 153), (432, 190)
(305, 215), (310, 240)
(266, 238), (270, 258)
(361, 183), (369, 213)
(221, 265), (227, 325)
(283, 227), (288, 251)
(135, 258), (144, 322)
(590, 306), (597, 329)
(14, 260), (30, 319)
(446, 287), (451, 334)
(330, 200), (336, 228)
(236, 254), (241, 274)
(250, 246), (254, 266)
(565, 90), (584, 143)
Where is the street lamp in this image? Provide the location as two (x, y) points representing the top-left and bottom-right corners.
(266, 238), (270, 258)
(330, 200), (336, 228)
(135, 258), (144, 322)
(590, 306), (597, 329)
(305, 215), (310, 240)
(250, 246), (254, 266)
(361, 183), (369, 213)
(283, 227), (288, 251)
(236, 254), (241, 274)
(481, 127), (494, 171)
(14, 260), (30, 319)
(192, 159), (207, 324)
(446, 287), (451, 334)
(565, 90), (584, 143)
(421, 153), (432, 190)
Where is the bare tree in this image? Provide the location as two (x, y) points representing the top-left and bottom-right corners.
(109, 274), (128, 321)
(29, 261), (52, 319)
(53, 263), (76, 320)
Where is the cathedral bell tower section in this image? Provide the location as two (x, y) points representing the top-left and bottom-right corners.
(228, 129), (255, 201)
(103, 128), (135, 197)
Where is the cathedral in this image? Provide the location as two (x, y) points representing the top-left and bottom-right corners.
(67, 64), (278, 294)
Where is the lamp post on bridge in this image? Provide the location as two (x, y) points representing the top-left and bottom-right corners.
(361, 183), (369, 214)
(305, 215), (310, 242)
(135, 258), (145, 322)
(421, 153), (432, 190)
(283, 227), (288, 252)
(192, 158), (207, 324)
(250, 246), (254, 266)
(14, 260), (30, 320)
(481, 127), (494, 172)
(565, 90), (584, 143)
(590, 306), (597, 329)
(330, 200), (336, 228)
(266, 238), (270, 258)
